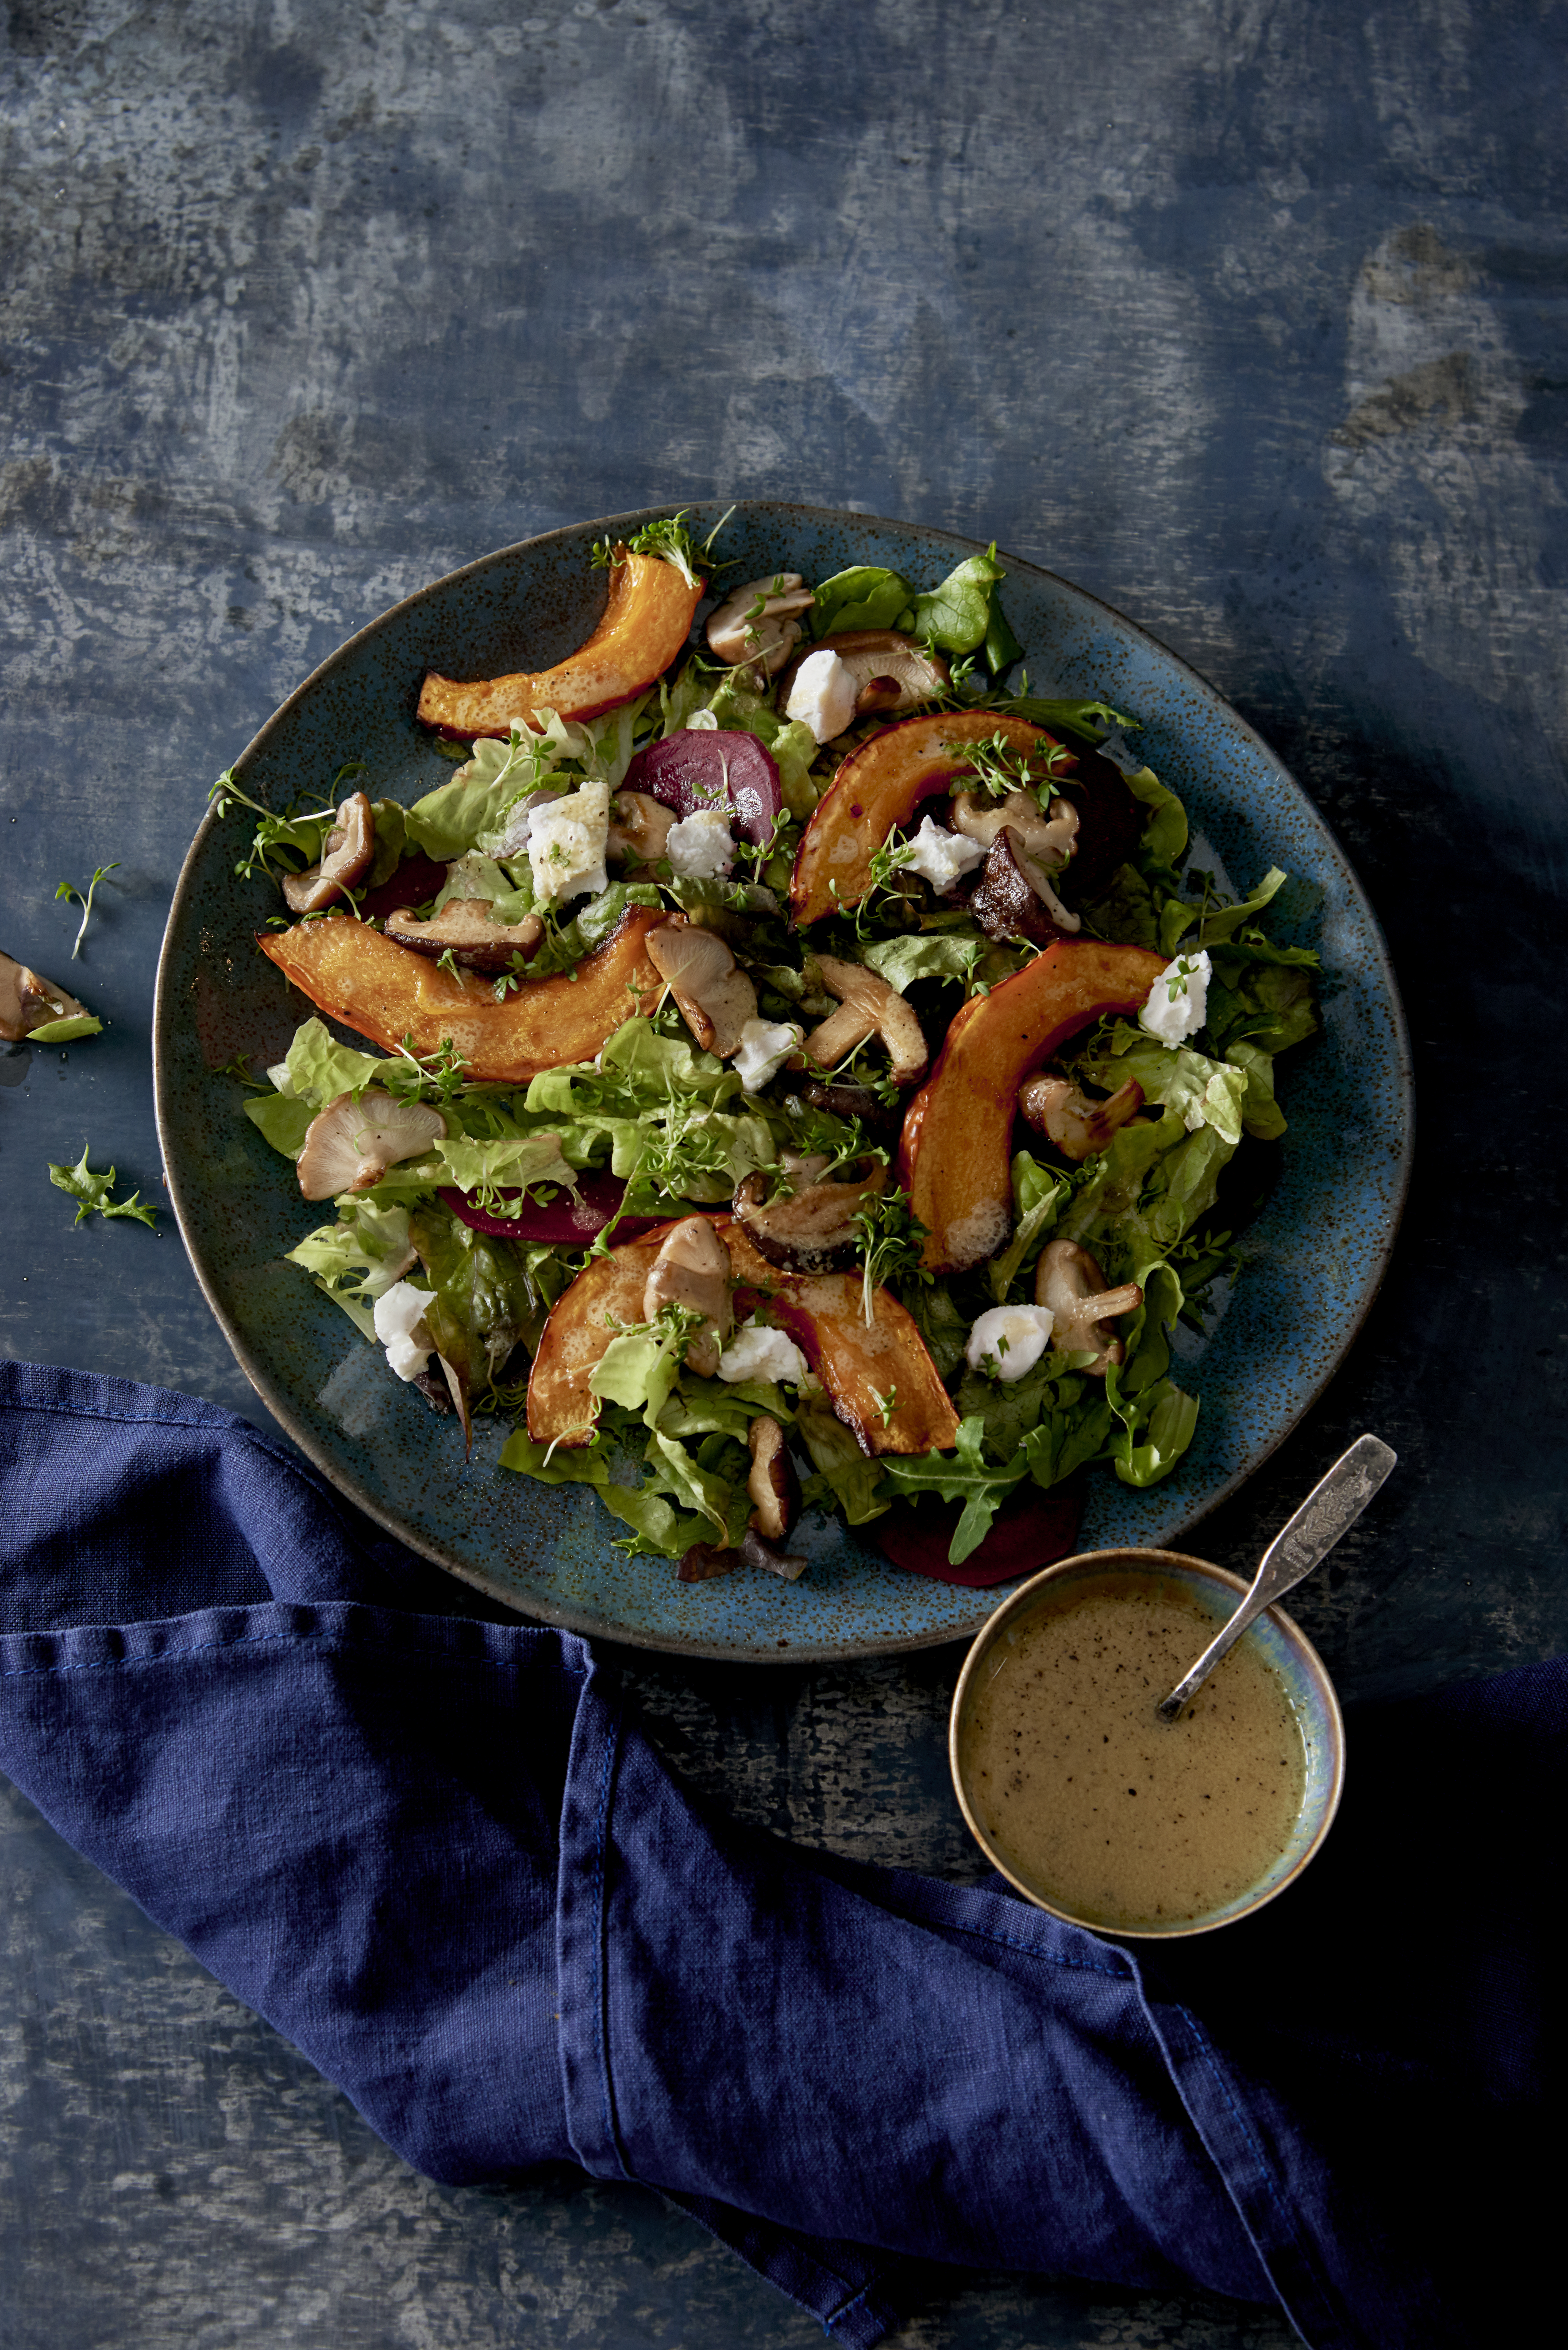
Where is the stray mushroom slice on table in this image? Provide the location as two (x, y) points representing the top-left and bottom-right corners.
(384, 899), (543, 974)
(646, 915), (758, 1058)
(0, 951), (90, 1043)
(281, 791), (377, 915)
(1034, 1239), (1143, 1374)
(705, 572), (818, 677)
(1018, 1073), (1145, 1162)
(641, 1215), (733, 1378)
(803, 954), (928, 1088)
(295, 1089), (448, 1202)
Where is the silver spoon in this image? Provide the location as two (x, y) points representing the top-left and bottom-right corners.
(1156, 1434), (1398, 1722)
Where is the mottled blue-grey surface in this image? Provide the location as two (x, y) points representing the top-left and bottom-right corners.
(2, 1), (1564, 2344)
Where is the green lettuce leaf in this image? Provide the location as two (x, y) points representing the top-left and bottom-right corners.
(987, 1152), (1070, 1303)
(908, 544), (1007, 656)
(861, 931), (985, 993)
(281, 1018), (386, 1109)
(245, 1091), (317, 1160)
(406, 732), (551, 860)
(811, 565), (914, 638)
(795, 1389), (890, 1526)
(879, 1415), (1029, 1563)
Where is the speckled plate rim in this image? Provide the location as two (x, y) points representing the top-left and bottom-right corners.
(155, 499), (1414, 1660)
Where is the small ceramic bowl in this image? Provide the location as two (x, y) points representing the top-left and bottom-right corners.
(950, 1547), (1346, 1938)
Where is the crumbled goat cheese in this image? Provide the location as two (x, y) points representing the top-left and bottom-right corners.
(732, 1017), (801, 1093)
(374, 1280), (436, 1382)
(683, 709), (719, 731)
(965, 1303), (1056, 1382)
(902, 815), (987, 894)
(666, 806), (735, 879)
(718, 1321), (810, 1387)
(1139, 949), (1212, 1046)
(784, 648), (860, 744)
(528, 777), (609, 905)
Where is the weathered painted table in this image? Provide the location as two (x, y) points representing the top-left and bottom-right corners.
(4, 4), (1564, 2342)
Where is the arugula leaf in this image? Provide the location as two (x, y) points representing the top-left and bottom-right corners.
(811, 565), (915, 639)
(998, 696), (1140, 745)
(48, 1143), (157, 1228)
(879, 1415), (1030, 1563)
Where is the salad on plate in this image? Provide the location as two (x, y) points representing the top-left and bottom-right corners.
(216, 515), (1320, 1585)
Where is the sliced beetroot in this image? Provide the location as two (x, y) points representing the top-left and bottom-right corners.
(875, 1473), (1086, 1587)
(439, 1170), (662, 1246)
(360, 852), (450, 922)
(623, 729), (782, 846)
(1055, 744), (1143, 903)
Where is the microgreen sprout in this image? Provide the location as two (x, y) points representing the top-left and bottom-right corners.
(850, 1185), (931, 1326)
(54, 862), (120, 958)
(592, 511), (713, 590)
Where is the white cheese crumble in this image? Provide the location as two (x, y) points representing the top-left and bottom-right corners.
(665, 806), (735, 879)
(717, 1321), (810, 1387)
(1139, 949), (1212, 1046)
(528, 777), (609, 906)
(732, 1017), (801, 1093)
(784, 647), (860, 744)
(373, 1280), (436, 1383)
(683, 708), (720, 731)
(900, 814), (987, 894)
(965, 1304), (1056, 1382)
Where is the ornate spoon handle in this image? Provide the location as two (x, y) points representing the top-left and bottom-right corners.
(1156, 1435), (1398, 1723)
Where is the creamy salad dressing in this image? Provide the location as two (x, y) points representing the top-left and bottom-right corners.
(960, 1572), (1307, 1930)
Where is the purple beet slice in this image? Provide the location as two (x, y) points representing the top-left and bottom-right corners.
(622, 729), (782, 845)
(439, 1169), (661, 1245)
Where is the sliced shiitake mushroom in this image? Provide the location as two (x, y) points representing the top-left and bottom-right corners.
(1035, 1239), (1143, 1374)
(733, 1157), (889, 1273)
(0, 952), (89, 1043)
(295, 1089), (448, 1201)
(778, 630), (949, 723)
(1018, 1073), (1145, 1162)
(642, 1214), (733, 1377)
(647, 915), (759, 1058)
(705, 572), (817, 676)
(969, 828), (1080, 948)
(385, 898), (544, 974)
(747, 1414), (801, 1543)
(282, 792), (376, 915)
(802, 955), (928, 1088)
(797, 1077), (900, 1130)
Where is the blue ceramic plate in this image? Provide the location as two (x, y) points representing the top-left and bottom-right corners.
(154, 503), (1412, 1661)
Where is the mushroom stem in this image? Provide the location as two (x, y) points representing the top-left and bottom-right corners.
(282, 792), (376, 915)
(1034, 1239), (1143, 1374)
(1018, 1074), (1145, 1162)
(802, 954), (928, 1087)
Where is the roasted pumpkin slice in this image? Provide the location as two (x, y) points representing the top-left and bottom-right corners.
(789, 710), (1047, 926)
(723, 1223), (960, 1458)
(898, 938), (1167, 1272)
(416, 549), (702, 739)
(526, 1215), (959, 1459)
(526, 1225), (676, 1449)
(258, 905), (663, 1084)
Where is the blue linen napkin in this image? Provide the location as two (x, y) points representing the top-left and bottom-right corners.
(0, 1361), (1555, 2347)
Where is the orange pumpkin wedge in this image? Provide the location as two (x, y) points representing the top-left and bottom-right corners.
(723, 1220), (960, 1458)
(898, 938), (1167, 1272)
(526, 1215), (959, 1458)
(416, 549), (702, 739)
(258, 905), (663, 1084)
(789, 710), (1048, 925)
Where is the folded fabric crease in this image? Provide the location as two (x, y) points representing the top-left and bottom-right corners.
(0, 1362), (1555, 2348)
